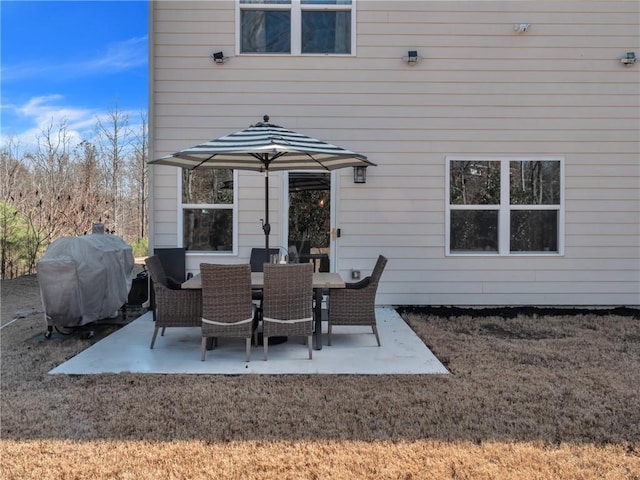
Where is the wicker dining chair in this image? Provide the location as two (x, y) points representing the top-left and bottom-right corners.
(262, 263), (314, 360)
(200, 263), (258, 362)
(327, 255), (388, 346)
(145, 255), (202, 349)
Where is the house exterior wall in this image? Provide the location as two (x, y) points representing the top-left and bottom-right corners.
(149, 0), (640, 307)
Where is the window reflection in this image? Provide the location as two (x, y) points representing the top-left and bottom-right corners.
(241, 10), (291, 53)
(450, 210), (499, 252)
(183, 209), (233, 252)
(302, 11), (350, 54)
(450, 161), (501, 205)
(510, 161), (560, 205)
(182, 169), (233, 204)
(510, 210), (558, 253)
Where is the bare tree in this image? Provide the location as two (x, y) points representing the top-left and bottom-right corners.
(0, 136), (23, 202)
(130, 111), (148, 239)
(20, 121), (77, 271)
(96, 105), (131, 234)
(69, 140), (111, 235)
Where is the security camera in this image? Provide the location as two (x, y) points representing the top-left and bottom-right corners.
(513, 23), (530, 33)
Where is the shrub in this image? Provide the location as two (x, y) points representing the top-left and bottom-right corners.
(130, 237), (148, 258)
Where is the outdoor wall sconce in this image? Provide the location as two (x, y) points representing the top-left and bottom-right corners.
(403, 50), (421, 65)
(353, 166), (367, 184)
(513, 23), (530, 33)
(211, 51), (227, 64)
(620, 52), (637, 66)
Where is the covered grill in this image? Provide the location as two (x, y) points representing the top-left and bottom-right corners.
(37, 229), (134, 338)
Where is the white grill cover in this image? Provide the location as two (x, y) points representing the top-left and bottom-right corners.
(37, 233), (134, 327)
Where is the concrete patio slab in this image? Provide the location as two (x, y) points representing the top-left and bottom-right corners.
(49, 307), (449, 375)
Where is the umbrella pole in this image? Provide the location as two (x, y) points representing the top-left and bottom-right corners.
(263, 169), (270, 264)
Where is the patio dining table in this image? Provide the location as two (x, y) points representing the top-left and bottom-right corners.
(182, 271), (345, 350)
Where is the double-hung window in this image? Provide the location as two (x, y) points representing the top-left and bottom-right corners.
(181, 169), (237, 252)
(446, 157), (564, 255)
(239, 0), (354, 55)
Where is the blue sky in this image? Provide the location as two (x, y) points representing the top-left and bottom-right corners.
(1, 0), (148, 152)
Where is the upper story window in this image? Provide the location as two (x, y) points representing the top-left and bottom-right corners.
(181, 169), (236, 252)
(446, 157), (564, 256)
(239, 0), (354, 55)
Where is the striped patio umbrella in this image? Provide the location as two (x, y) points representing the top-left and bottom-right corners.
(149, 115), (375, 257)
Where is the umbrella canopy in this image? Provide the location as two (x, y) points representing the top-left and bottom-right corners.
(149, 116), (375, 258)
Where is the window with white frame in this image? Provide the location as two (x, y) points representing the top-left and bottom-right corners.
(238, 0), (354, 55)
(446, 157), (563, 255)
(181, 169), (236, 252)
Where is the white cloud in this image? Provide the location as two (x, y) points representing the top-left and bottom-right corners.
(1, 95), (144, 155)
(18, 95), (94, 128)
(86, 36), (148, 72)
(1, 95), (93, 151)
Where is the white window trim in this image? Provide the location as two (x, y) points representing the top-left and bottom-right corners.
(177, 169), (239, 255)
(445, 156), (565, 257)
(236, 0), (356, 57)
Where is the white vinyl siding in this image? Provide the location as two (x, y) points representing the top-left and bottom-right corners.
(150, 0), (640, 307)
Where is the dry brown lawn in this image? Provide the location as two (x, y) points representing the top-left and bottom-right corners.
(1, 275), (639, 479)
